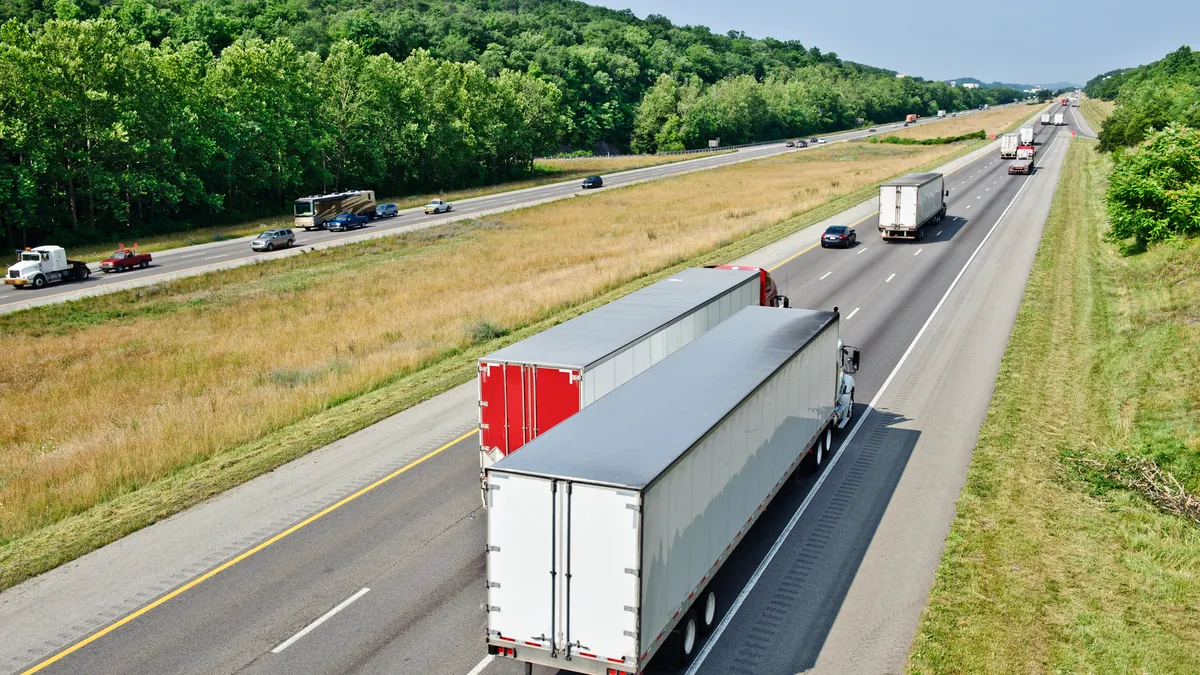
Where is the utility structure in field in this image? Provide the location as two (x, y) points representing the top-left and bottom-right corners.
(484, 306), (860, 673)
(292, 189), (376, 230)
(476, 267), (789, 503)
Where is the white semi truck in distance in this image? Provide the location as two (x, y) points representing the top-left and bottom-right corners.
(1000, 133), (1019, 159)
(878, 172), (948, 241)
(1019, 126), (1035, 145)
(1041, 113), (1052, 125)
(4, 246), (91, 289)
(484, 306), (860, 673)
(1054, 113), (1066, 126)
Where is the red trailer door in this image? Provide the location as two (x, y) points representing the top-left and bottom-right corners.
(532, 367), (581, 441)
(479, 362), (508, 458)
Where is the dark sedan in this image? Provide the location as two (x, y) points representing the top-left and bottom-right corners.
(821, 225), (856, 248)
(582, 175), (603, 189)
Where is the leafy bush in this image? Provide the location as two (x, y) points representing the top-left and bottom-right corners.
(870, 130), (985, 145)
(1106, 124), (1200, 245)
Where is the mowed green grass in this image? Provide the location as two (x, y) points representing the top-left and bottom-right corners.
(907, 139), (1200, 673)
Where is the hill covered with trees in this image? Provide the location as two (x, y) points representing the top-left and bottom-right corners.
(0, 0), (1025, 246)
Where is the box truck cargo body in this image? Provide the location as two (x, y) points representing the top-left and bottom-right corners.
(1041, 113), (1051, 125)
(877, 172), (947, 241)
(1019, 126), (1035, 145)
(1054, 113), (1066, 126)
(485, 307), (857, 674)
(479, 267), (781, 473)
(1000, 133), (1019, 158)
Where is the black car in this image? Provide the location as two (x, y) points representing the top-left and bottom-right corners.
(796, 139), (809, 148)
(582, 175), (603, 189)
(375, 203), (399, 218)
(821, 225), (856, 248)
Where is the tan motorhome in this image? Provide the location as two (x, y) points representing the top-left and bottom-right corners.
(293, 190), (376, 230)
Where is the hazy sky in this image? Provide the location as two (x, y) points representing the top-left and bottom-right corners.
(590, 0), (1198, 85)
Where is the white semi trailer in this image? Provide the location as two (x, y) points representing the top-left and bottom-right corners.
(484, 306), (860, 674)
(877, 172), (948, 241)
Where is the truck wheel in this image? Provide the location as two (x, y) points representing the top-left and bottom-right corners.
(674, 609), (699, 666)
(823, 427), (835, 462)
(140, 260), (148, 268)
(700, 590), (719, 635)
(32, 275), (46, 289)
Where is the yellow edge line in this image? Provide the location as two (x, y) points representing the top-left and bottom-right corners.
(20, 428), (479, 675)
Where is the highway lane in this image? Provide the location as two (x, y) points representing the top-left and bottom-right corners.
(0, 106), (1011, 315)
(5, 101), (1063, 675)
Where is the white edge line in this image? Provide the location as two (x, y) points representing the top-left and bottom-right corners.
(271, 587), (369, 654)
(885, 273), (896, 282)
(686, 133), (1061, 675)
(914, 248), (923, 256)
(465, 655), (494, 675)
(845, 307), (860, 320)
(819, 271), (832, 280)
(857, 248), (867, 255)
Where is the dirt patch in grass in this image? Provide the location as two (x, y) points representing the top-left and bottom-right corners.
(906, 139), (1200, 674)
(0, 136), (993, 589)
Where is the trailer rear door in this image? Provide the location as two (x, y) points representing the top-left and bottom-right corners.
(534, 367), (580, 441)
(880, 186), (900, 228)
(565, 483), (641, 667)
(487, 472), (556, 652)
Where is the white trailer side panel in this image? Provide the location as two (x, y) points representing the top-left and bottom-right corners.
(638, 323), (838, 652)
(580, 279), (755, 406)
(566, 484), (641, 665)
(915, 178), (944, 228)
(486, 472), (556, 650)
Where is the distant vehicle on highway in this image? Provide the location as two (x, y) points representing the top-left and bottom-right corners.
(293, 189), (375, 231)
(1008, 161), (1033, 175)
(785, 141), (795, 147)
(878, 172), (947, 241)
(906, 113), (918, 124)
(100, 248), (151, 272)
(816, 138), (827, 144)
(821, 225), (857, 248)
(796, 139), (808, 147)
(808, 137), (819, 144)
(581, 175), (603, 189)
(868, 127), (877, 132)
(424, 199), (453, 214)
(251, 229), (295, 251)
(375, 203), (399, 218)
(5, 245), (90, 289)
(327, 213), (368, 231)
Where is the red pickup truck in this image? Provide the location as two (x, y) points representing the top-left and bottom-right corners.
(99, 248), (152, 272)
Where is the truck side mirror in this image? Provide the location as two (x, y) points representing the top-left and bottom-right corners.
(842, 346), (861, 374)
(773, 294), (790, 308)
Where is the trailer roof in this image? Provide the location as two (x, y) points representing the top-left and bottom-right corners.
(491, 306), (837, 489)
(480, 267), (759, 369)
(880, 172), (943, 188)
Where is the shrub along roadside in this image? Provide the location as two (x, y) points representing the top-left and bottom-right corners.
(906, 139), (1200, 674)
(870, 130), (986, 145)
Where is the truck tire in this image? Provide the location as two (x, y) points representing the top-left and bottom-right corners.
(31, 275), (46, 289)
(674, 609), (699, 666)
(700, 590), (719, 635)
(140, 260), (148, 268)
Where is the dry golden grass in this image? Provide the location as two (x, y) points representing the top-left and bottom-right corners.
(66, 153), (731, 261)
(1080, 96), (1116, 134)
(0, 140), (968, 548)
(880, 105), (1039, 141)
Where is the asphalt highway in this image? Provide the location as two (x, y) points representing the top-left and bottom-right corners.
(0, 106), (1011, 315)
(0, 105), (1066, 675)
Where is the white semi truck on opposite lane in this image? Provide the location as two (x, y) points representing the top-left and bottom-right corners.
(484, 306), (860, 674)
(4, 246), (91, 289)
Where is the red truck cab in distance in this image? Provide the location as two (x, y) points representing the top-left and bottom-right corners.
(99, 247), (151, 272)
(707, 265), (789, 307)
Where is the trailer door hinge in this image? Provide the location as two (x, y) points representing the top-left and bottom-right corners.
(480, 423), (489, 429)
(625, 503), (640, 512)
(487, 545), (501, 552)
(624, 568), (640, 577)
(488, 581), (500, 588)
(623, 630), (637, 639)
(624, 605), (637, 613)
(487, 605), (500, 613)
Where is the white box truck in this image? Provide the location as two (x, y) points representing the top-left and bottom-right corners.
(1019, 126), (1035, 145)
(484, 306), (860, 674)
(4, 246), (91, 289)
(1000, 133), (1019, 159)
(877, 172), (947, 241)
(478, 267), (790, 498)
(1054, 113), (1066, 126)
(1040, 113), (1052, 125)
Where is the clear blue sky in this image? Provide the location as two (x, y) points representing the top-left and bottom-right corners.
(590, 0), (1198, 86)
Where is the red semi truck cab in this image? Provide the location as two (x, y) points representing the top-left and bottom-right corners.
(708, 265), (789, 307)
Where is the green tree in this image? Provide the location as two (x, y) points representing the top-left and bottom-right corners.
(1107, 123), (1200, 245)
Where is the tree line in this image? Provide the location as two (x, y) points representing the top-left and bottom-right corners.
(0, 0), (1025, 247)
(1085, 46), (1200, 246)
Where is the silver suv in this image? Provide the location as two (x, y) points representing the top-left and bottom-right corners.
(251, 229), (295, 251)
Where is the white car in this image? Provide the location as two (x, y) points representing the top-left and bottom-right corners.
(424, 199), (453, 214)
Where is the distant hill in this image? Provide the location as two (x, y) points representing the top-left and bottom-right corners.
(949, 77), (1079, 91)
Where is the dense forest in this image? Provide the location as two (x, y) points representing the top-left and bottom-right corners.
(1084, 46), (1200, 244)
(0, 0), (1025, 246)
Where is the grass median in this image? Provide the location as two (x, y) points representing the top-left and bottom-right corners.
(876, 105), (1038, 142)
(64, 151), (733, 262)
(0, 128), (1016, 589)
(907, 139), (1200, 674)
(1079, 95), (1116, 134)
